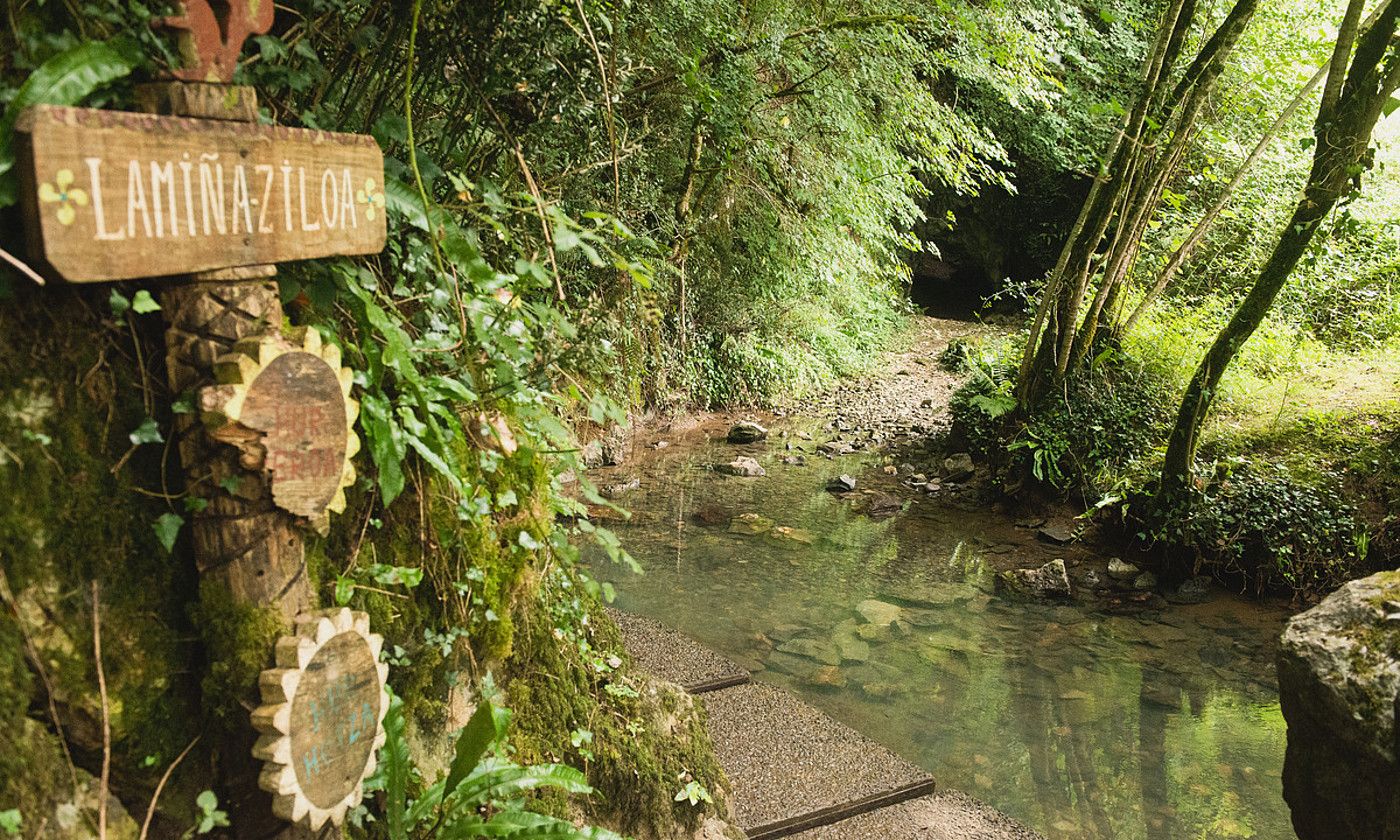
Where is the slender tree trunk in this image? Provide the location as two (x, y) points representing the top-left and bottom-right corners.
(1119, 65), (1326, 337)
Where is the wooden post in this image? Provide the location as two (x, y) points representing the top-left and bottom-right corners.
(139, 81), (315, 839)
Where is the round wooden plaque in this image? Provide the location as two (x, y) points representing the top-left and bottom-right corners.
(202, 328), (359, 532)
(251, 608), (389, 829)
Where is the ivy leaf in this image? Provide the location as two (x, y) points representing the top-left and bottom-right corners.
(129, 417), (163, 445)
(153, 512), (184, 553)
(182, 496), (209, 514)
(334, 575), (355, 606)
(108, 289), (131, 317)
(131, 290), (161, 314)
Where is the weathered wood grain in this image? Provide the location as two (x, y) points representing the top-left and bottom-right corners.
(16, 104), (386, 282)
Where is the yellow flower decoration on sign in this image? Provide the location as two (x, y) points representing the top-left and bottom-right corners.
(355, 179), (384, 221)
(38, 169), (89, 226)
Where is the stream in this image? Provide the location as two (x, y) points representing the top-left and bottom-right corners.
(584, 417), (1294, 840)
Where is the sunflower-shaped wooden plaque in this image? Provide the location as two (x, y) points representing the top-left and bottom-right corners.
(251, 608), (389, 829)
(200, 327), (359, 533)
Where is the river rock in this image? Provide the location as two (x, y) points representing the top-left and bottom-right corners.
(692, 504), (730, 526)
(808, 665), (847, 688)
(726, 421), (768, 444)
(1037, 523), (1077, 545)
(835, 635), (871, 663)
(778, 637), (841, 666)
(864, 492), (902, 518)
(727, 513), (774, 535)
(1279, 571), (1400, 840)
(581, 439), (605, 468)
(943, 452), (975, 481)
(768, 525), (815, 545)
(856, 598), (903, 627)
(1107, 558), (1141, 581)
(826, 474), (857, 493)
(1169, 575), (1215, 604)
(717, 456), (765, 477)
(861, 681), (905, 699)
(782, 455), (807, 466)
(600, 477), (640, 497)
(1133, 571), (1158, 591)
(996, 559), (1072, 599)
(855, 623), (891, 643)
(879, 581), (977, 609)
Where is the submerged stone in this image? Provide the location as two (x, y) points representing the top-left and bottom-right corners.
(1107, 558), (1141, 581)
(778, 637), (841, 666)
(996, 559), (1072, 599)
(856, 598), (904, 627)
(726, 421), (769, 444)
(718, 456), (766, 477)
(728, 513), (775, 535)
(943, 452), (975, 481)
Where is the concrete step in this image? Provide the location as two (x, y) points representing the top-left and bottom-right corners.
(608, 607), (751, 693)
(700, 682), (936, 838)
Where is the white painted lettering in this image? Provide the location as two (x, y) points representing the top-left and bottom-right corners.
(150, 161), (176, 237)
(320, 168), (339, 230)
(178, 156), (196, 237)
(198, 154), (226, 235)
(86, 158), (125, 241)
(298, 168), (320, 232)
(256, 164), (275, 234)
(126, 160), (153, 239)
(231, 165), (254, 234)
(280, 163), (294, 232)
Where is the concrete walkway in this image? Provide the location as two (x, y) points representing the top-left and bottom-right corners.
(611, 609), (1045, 840)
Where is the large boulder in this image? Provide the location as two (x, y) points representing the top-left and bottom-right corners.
(1278, 571), (1400, 840)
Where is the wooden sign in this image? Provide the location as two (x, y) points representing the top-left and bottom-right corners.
(201, 328), (359, 532)
(15, 105), (386, 282)
(252, 608), (388, 830)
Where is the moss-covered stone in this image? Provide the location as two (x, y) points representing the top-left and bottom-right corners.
(505, 580), (732, 839)
(1, 286), (209, 829)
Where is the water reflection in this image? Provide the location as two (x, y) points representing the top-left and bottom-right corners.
(584, 433), (1293, 840)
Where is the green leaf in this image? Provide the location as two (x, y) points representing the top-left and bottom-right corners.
(0, 38), (142, 206)
(444, 698), (511, 798)
(129, 417), (163, 445)
(382, 696), (412, 836)
(334, 575), (355, 606)
(1384, 96), (1400, 118)
(131, 290), (161, 313)
(153, 512), (184, 553)
(0, 809), (21, 837)
(108, 289), (131, 317)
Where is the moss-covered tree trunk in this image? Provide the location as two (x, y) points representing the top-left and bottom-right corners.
(1160, 0), (1400, 498)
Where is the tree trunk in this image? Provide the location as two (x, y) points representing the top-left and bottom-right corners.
(1160, 0), (1400, 497)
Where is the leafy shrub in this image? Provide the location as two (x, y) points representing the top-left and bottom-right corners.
(951, 342), (1176, 490)
(1149, 461), (1365, 596)
(937, 337), (975, 373)
(373, 692), (622, 840)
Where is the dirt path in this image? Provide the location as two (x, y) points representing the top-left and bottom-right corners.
(789, 315), (997, 440)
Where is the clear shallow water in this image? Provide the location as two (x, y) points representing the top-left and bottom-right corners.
(585, 428), (1294, 840)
